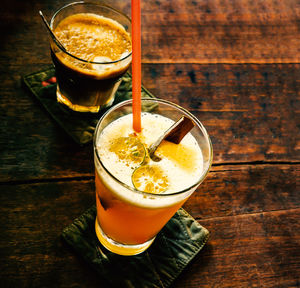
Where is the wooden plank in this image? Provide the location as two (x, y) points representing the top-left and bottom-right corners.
(139, 0), (300, 63)
(185, 164), (300, 220)
(1, 0), (299, 65)
(0, 86), (94, 182)
(0, 164), (298, 229)
(174, 209), (300, 288)
(0, 171), (298, 287)
(142, 63), (300, 163)
(0, 63), (299, 181)
(0, 180), (107, 288)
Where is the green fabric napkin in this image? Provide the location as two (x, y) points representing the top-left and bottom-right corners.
(22, 67), (155, 145)
(62, 206), (209, 288)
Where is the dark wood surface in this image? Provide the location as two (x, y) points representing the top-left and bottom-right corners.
(1, 0), (299, 287)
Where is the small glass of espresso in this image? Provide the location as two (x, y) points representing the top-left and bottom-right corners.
(49, 2), (132, 113)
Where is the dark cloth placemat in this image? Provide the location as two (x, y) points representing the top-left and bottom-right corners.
(22, 67), (155, 145)
(62, 206), (209, 288)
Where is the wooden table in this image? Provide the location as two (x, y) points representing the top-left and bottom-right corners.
(1, 0), (299, 287)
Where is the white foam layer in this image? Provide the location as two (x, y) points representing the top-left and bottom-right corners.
(95, 113), (204, 208)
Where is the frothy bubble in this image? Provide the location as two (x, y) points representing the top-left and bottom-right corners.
(92, 56), (113, 72)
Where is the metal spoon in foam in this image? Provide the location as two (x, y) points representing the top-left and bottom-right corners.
(39, 10), (67, 53)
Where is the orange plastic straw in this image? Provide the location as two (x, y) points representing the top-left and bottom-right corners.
(131, 0), (141, 132)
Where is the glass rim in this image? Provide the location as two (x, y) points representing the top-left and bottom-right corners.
(93, 98), (213, 198)
(50, 1), (132, 65)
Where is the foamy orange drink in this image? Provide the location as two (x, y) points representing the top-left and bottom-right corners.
(94, 99), (213, 255)
(50, 3), (132, 112)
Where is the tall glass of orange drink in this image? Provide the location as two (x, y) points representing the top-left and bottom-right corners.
(93, 98), (213, 255)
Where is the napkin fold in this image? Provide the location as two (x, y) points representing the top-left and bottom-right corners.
(23, 67), (155, 145)
(62, 206), (209, 288)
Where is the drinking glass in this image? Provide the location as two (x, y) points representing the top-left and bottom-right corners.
(93, 98), (213, 255)
(50, 2), (132, 112)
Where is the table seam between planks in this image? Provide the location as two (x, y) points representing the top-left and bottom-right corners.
(195, 207), (300, 221)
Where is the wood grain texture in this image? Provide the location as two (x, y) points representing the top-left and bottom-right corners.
(185, 164), (300, 219)
(142, 63), (300, 163)
(0, 166), (298, 287)
(0, 0), (299, 287)
(0, 63), (298, 182)
(175, 209), (300, 288)
(0, 180), (107, 288)
(1, 0), (299, 66)
(140, 0), (300, 63)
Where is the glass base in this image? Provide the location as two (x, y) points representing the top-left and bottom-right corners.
(95, 219), (155, 256)
(56, 81), (120, 113)
(56, 89), (108, 113)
